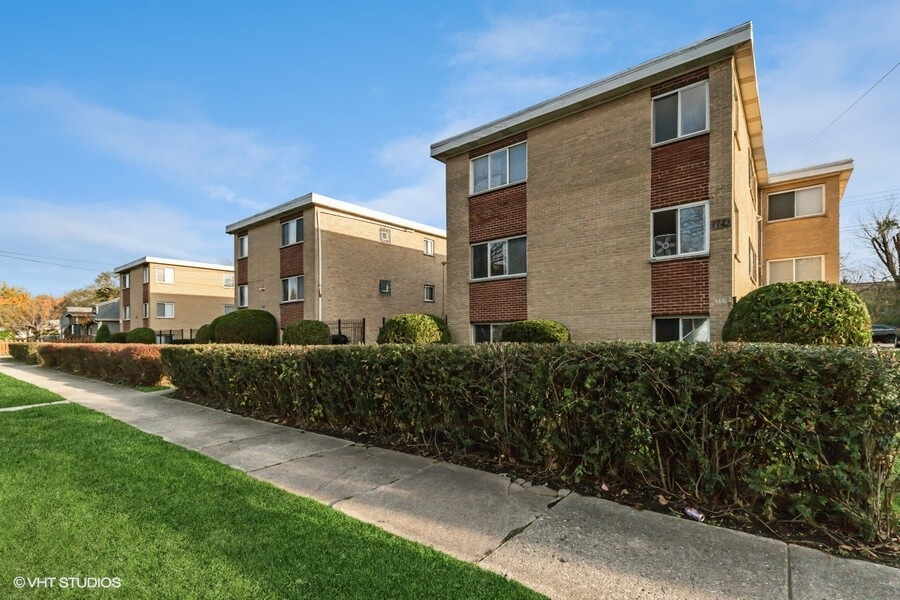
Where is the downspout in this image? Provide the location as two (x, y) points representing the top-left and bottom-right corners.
(316, 208), (323, 321)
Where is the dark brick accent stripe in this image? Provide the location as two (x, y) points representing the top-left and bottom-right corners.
(469, 183), (527, 243)
(237, 257), (248, 286)
(651, 257), (709, 315)
(651, 67), (709, 96)
(280, 302), (304, 327)
(468, 132), (527, 159)
(651, 133), (709, 209)
(469, 278), (527, 323)
(280, 244), (304, 278)
(142, 282), (149, 303)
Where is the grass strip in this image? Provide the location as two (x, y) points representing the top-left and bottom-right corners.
(0, 372), (65, 409)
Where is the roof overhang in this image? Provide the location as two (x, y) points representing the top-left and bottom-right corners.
(113, 257), (234, 274)
(765, 159), (854, 199)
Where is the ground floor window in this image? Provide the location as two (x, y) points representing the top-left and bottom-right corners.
(473, 323), (508, 343)
(156, 302), (175, 319)
(767, 256), (823, 284)
(653, 316), (709, 342)
(281, 276), (304, 302)
(424, 284), (435, 302)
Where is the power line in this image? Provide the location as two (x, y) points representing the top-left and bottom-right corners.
(0, 249), (114, 268)
(0, 252), (99, 272)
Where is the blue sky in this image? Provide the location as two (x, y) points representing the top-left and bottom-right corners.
(1, 1), (898, 295)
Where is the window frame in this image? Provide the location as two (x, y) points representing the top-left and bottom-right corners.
(280, 218), (304, 247)
(156, 267), (174, 285)
(121, 273), (130, 289)
(650, 200), (709, 261)
(766, 255), (825, 284)
(142, 267), (149, 284)
(470, 235), (527, 281)
(238, 284), (249, 308)
(123, 305), (131, 321)
(472, 323), (510, 343)
(238, 235), (248, 258)
(423, 284), (435, 303)
(280, 275), (304, 303)
(156, 302), (175, 319)
(766, 184), (825, 223)
(424, 238), (435, 256)
(469, 141), (527, 195)
(142, 302), (149, 319)
(652, 316), (710, 342)
(651, 80), (710, 146)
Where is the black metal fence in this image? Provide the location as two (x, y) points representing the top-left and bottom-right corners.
(324, 319), (365, 344)
(155, 329), (196, 344)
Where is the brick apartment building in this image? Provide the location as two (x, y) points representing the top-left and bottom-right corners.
(224, 193), (447, 343)
(115, 257), (235, 341)
(430, 22), (852, 343)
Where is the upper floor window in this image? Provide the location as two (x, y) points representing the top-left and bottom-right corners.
(223, 274), (235, 288)
(424, 238), (435, 256)
(767, 186), (824, 222)
(142, 267), (149, 284)
(281, 218), (304, 246)
(651, 202), (708, 259)
(768, 256), (823, 284)
(238, 284), (248, 307)
(156, 267), (174, 284)
(652, 81), (709, 145)
(238, 235), (248, 258)
(281, 275), (304, 302)
(471, 236), (526, 280)
(471, 141), (527, 194)
(379, 227), (391, 244)
(121, 273), (130, 289)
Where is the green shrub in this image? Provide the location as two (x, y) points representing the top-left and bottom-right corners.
(208, 315), (225, 342)
(109, 332), (128, 343)
(126, 327), (156, 345)
(377, 314), (450, 344)
(95, 323), (111, 343)
(194, 324), (213, 344)
(501, 319), (570, 343)
(213, 309), (278, 345)
(723, 281), (871, 346)
(9, 342), (42, 364)
(38, 343), (164, 386)
(283, 320), (331, 345)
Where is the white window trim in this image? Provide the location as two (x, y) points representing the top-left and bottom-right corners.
(142, 267), (149, 284)
(123, 306), (131, 321)
(142, 303), (149, 319)
(766, 255), (825, 284)
(652, 316), (710, 342)
(156, 267), (175, 285)
(238, 284), (249, 308)
(470, 235), (527, 281)
(766, 184), (826, 223)
(650, 200), (710, 261)
(472, 322), (511, 343)
(280, 275), (304, 304)
(238, 235), (249, 258)
(280, 218), (304, 247)
(651, 80), (710, 147)
(469, 141), (527, 196)
(156, 302), (175, 319)
(423, 284), (435, 303)
(122, 274), (130, 289)
(424, 238), (435, 256)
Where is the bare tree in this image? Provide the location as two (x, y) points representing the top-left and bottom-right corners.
(859, 204), (900, 290)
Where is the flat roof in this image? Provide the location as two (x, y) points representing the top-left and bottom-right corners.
(114, 256), (234, 274)
(766, 158), (854, 199)
(224, 192), (447, 238)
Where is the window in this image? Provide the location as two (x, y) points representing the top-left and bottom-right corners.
(471, 142), (527, 194)
(424, 238), (435, 256)
(223, 274), (235, 288)
(652, 81), (709, 144)
(238, 235), (248, 258)
(767, 186), (824, 221)
(471, 236), (526, 279)
(142, 303), (149, 319)
(156, 267), (174, 284)
(379, 227), (391, 244)
(156, 302), (174, 319)
(238, 284), (248, 308)
(749, 239), (758, 283)
(767, 256), (823, 284)
(424, 284), (435, 303)
(651, 202), (708, 259)
(379, 279), (392, 294)
(224, 305), (235, 314)
(654, 317), (710, 342)
(123, 306), (131, 320)
(281, 276), (304, 302)
(142, 267), (149, 284)
(121, 273), (130, 289)
(281, 218), (304, 246)
(733, 203), (740, 257)
(473, 323), (508, 343)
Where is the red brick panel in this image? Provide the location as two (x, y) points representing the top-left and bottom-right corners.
(651, 257), (709, 315)
(280, 302), (304, 327)
(469, 183), (527, 243)
(123, 322), (130, 333)
(469, 278), (527, 323)
(142, 282), (149, 303)
(651, 133), (710, 209)
(651, 67), (709, 97)
(143, 319), (150, 328)
(122, 288), (130, 307)
(280, 244), (304, 278)
(237, 257), (248, 285)
(468, 132), (527, 159)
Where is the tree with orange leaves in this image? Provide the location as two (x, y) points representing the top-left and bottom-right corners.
(0, 283), (64, 340)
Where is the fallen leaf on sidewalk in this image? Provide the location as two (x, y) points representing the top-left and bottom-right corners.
(657, 494), (668, 506)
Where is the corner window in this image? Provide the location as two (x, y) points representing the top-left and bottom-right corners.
(142, 303), (149, 319)
(651, 202), (708, 259)
(471, 236), (526, 280)
(767, 186), (824, 222)
(156, 302), (174, 319)
(652, 81), (709, 145)
(654, 317), (709, 342)
(121, 273), (130, 289)
(424, 238), (435, 256)
(238, 284), (248, 308)
(767, 256), (823, 284)
(281, 276), (304, 302)
(473, 323), (508, 343)
(156, 267), (174, 284)
(471, 142), (527, 194)
(142, 267), (149, 284)
(238, 235), (248, 258)
(123, 306), (131, 320)
(223, 274), (235, 288)
(424, 284), (435, 302)
(281, 218), (304, 246)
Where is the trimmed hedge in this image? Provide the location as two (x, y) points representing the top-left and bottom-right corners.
(501, 320), (570, 343)
(213, 309), (278, 345)
(38, 343), (164, 386)
(126, 327), (156, 345)
(283, 320), (331, 346)
(194, 324), (213, 344)
(723, 281), (871, 346)
(377, 314), (451, 344)
(8, 342), (42, 364)
(161, 342), (899, 543)
(95, 323), (111, 343)
(109, 332), (127, 343)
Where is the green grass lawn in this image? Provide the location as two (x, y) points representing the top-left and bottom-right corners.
(0, 372), (65, 409)
(0, 402), (542, 599)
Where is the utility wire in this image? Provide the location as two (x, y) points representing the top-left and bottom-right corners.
(0, 249), (114, 267)
(0, 252), (100, 272)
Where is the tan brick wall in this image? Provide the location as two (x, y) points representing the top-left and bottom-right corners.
(240, 218), (285, 321)
(145, 262), (234, 332)
(469, 278), (527, 323)
(446, 155), (472, 343)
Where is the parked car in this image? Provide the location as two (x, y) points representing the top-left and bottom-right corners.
(871, 324), (898, 347)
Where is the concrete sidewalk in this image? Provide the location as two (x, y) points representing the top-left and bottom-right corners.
(1, 360), (897, 600)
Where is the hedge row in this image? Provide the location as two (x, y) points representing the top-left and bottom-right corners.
(160, 342), (899, 542)
(8, 342), (42, 364)
(35, 343), (164, 386)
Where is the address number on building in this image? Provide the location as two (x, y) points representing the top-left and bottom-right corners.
(710, 218), (731, 230)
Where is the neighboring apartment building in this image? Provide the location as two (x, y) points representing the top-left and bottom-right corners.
(225, 193), (447, 343)
(430, 22), (852, 343)
(114, 257), (235, 340)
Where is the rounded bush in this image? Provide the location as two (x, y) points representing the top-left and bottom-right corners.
(109, 332), (128, 343)
(126, 327), (156, 345)
(213, 309), (278, 345)
(283, 320), (331, 345)
(95, 323), (111, 343)
(377, 314), (451, 344)
(194, 324), (212, 344)
(501, 319), (571, 343)
(722, 281), (871, 346)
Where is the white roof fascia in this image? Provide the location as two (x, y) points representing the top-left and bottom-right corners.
(767, 159), (854, 184)
(114, 256), (234, 274)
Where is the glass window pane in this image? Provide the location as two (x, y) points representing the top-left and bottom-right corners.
(768, 192), (795, 220)
(489, 149), (508, 188)
(794, 188), (823, 217)
(655, 318), (679, 342)
(680, 84), (707, 135)
(474, 325), (491, 343)
(508, 237), (526, 274)
(682, 318), (709, 342)
(282, 279), (289, 301)
(297, 276), (304, 300)
(472, 244), (488, 279)
(492, 324), (507, 342)
(509, 143), (527, 183)
(768, 260), (794, 283)
(653, 93), (678, 143)
(282, 222), (291, 245)
(490, 240), (507, 276)
(472, 156), (489, 193)
(653, 209), (677, 257)
(295, 219), (304, 242)
(795, 257), (822, 281)
(679, 205), (706, 254)
(156, 303), (165, 318)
